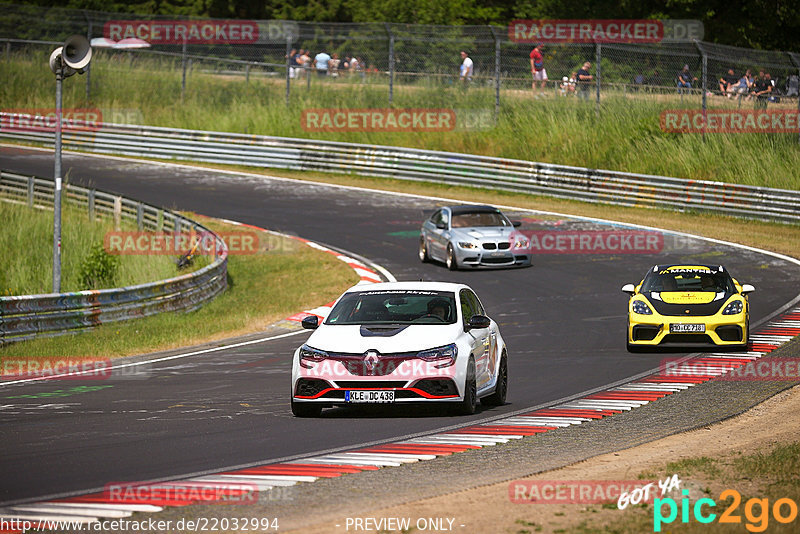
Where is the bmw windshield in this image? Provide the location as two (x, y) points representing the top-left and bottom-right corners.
(324, 290), (458, 325)
(451, 211), (511, 228)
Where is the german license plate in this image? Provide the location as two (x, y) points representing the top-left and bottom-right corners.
(670, 323), (705, 333)
(345, 390), (395, 403)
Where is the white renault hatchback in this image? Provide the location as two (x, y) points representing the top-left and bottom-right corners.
(290, 281), (508, 417)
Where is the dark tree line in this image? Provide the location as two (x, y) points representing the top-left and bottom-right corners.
(7, 0), (799, 52)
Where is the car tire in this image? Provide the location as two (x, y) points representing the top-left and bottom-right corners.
(482, 354), (507, 406)
(418, 237), (429, 263)
(446, 244), (458, 271)
(454, 358), (477, 415)
(291, 399), (322, 418)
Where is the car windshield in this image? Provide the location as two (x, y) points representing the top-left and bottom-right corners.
(641, 268), (734, 293)
(325, 290), (458, 325)
(451, 211), (510, 228)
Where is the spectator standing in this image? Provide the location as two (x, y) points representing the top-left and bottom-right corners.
(575, 61), (593, 100)
(313, 50), (331, 77)
(460, 51), (473, 86)
(287, 48), (297, 78)
(752, 71), (773, 108)
(677, 64), (697, 93)
(529, 43), (547, 91)
(719, 68), (738, 98)
(329, 53), (341, 78)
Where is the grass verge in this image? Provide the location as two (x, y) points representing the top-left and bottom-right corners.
(0, 216), (359, 359)
(2, 50), (799, 189)
(566, 442), (800, 533)
(0, 199), (204, 296)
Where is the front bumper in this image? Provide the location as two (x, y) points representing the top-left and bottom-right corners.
(454, 246), (531, 268)
(292, 377), (461, 405)
(627, 310), (748, 346)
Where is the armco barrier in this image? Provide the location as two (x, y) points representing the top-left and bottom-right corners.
(1, 115), (799, 223)
(0, 170), (228, 344)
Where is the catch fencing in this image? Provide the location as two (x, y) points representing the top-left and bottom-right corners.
(2, 3), (799, 111)
(0, 170), (228, 344)
(1, 115), (798, 224)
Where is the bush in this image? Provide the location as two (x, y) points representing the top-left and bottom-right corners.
(79, 243), (120, 289)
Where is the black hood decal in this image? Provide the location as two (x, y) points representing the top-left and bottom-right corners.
(359, 324), (410, 337)
(645, 291), (732, 317)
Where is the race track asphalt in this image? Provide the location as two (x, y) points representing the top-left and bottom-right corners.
(2, 146), (798, 504)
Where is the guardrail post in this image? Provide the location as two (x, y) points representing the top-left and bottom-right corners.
(181, 38), (188, 100)
(113, 196), (122, 231)
(489, 26), (501, 121)
(694, 40), (707, 142)
(385, 23), (395, 106)
(27, 175), (34, 207)
(88, 189), (95, 220)
(245, 63), (250, 83)
(285, 33), (292, 106)
(595, 42), (601, 107)
(157, 209), (163, 230)
(137, 202), (144, 231)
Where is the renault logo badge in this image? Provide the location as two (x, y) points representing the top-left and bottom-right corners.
(364, 350), (379, 371)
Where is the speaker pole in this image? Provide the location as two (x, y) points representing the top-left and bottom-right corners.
(53, 61), (63, 293)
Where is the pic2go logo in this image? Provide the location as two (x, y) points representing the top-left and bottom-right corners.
(654, 489), (798, 532)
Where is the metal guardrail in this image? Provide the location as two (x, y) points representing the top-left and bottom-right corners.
(0, 170), (228, 344)
(2, 114), (798, 223)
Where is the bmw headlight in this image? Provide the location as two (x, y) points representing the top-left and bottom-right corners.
(458, 241), (479, 250)
(631, 299), (653, 315)
(416, 343), (457, 368)
(722, 300), (744, 315)
(299, 344), (328, 368)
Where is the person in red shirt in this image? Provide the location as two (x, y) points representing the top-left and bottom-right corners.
(529, 43), (547, 91)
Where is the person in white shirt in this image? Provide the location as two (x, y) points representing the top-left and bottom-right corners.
(460, 51), (473, 85)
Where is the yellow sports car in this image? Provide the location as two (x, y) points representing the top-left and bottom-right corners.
(622, 264), (755, 351)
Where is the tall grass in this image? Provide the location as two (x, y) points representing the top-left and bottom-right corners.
(1, 48), (798, 189)
(0, 200), (203, 296)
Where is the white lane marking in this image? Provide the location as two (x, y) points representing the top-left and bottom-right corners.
(188, 476), (294, 487)
(0, 512), (99, 523)
(314, 453), (419, 464)
(31, 503), (162, 513)
(294, 458), (403, 467)
(188, 475), (318, 482)
(0, 329), (308, 387)
(9, 504), (132, 518)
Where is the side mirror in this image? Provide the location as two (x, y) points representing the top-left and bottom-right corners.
(301, 315), (319, 329)
(621, 283), (636, 296)
(512, 220), (522, 228)
(741, 284), (755, 295)
(436, 221), (447, 230)
(466, 314), (491, 330)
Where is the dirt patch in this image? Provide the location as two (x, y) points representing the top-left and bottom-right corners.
(284, 384), (800, 533)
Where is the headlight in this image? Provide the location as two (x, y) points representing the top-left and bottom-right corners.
(299, 344), (328, 368)
(631, 299), (653, 315)
(416, 343), (457, 368)
(513, 237), (530, 249)
(458, 241), (478, 250)
(722, 300), (744, 315)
